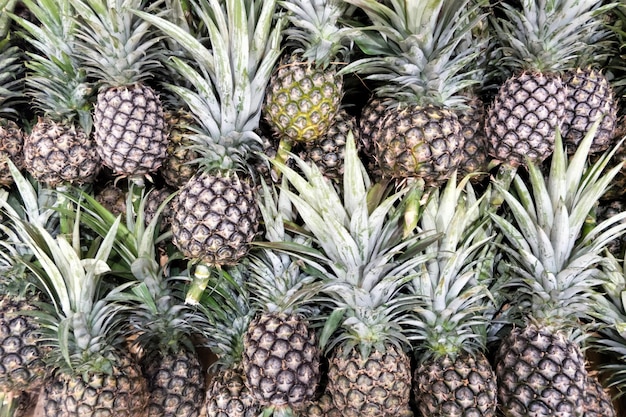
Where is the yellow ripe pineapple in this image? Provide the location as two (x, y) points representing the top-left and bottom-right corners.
(263, 0), (352, 160)
(270, 134), (434, 417)
(489, 124), (626, 417)
(343, 0), (488, 188)
(12, 0), (100, 188)
(69, 0), (168, 185)
(135, 0), (284, 304)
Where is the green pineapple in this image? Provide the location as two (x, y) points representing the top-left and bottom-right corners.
(135, 0), (283, 303)
(70, 187), (205, 417)
(343, 0), (488, 188)
(269, 133), (433, 417)
(241, 181), (322, 416)
(489, 123), (626, 417)
(196, 265), (261, 417)
(11, 0), (100, 188)
(263, 0), (352, 162)
(408, 174), (497, 416)
(69, 0), (168, 184)
(1, 202), (148, 417)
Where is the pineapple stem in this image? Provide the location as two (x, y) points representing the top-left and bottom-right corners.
(186, 263), (213, 305)
(489, 163), (518, 211)
(272, 138), (294, 181)
(0, 391), (22, 417)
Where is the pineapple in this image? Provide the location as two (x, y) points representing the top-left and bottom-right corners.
(486, 0), (615, 169)
(135, 0), (284, 303)
(241, 181), (322, 415)
(70, 187), (205, 417)
(269, 133), (433, 417)
(407, 174), (498, 416)
(162, 109), (198, 189)
(12, 0), (100, 188)
(343, 0), (488, 188)
(0, 202), (148, 417)
(0, 161), (74, 398)
(0, 24), (25, 188)
(69, 0), (168, 184)
(300, 108), (357, 181)
(262, 0), (352, 162)
(196, 264), (261, 417)
(489, 123), (626, 417)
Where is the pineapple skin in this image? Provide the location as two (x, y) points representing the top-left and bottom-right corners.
(0, 118), (25, 188)
(0, 295), (48, 393)
(205, 367), (260, 417)
(141, 346), (205, 417)
(24, 118), (100, 187)
(242, 312), (320, 409)
(94, 84), (168, 178)
(41, 351), (148, 417)
(375, 104), (464, 188)
(457, 97), (489, 182)
(263, 55), (343, 143)
(561, 67), (617, 155)
(495, 323), (587, 417)
(171, 172), (259, 265)
(486, 72), (566, 167)
(413, 351), (497, 417)
(326, 344), (412, 417)
(162, 110), (198, 189)
(302, 109), (357, 181)
(583, 372), (616, 417)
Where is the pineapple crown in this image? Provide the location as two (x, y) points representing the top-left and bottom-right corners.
(135, 0), (285, 173)
(64, 186), (203, 355)
(280, 0), (354, 68)
(342, 0), (489, 108)
(0, 37), (25, 119)
(195, 263), (257, 370)
(491, 0), (615, 74)
(3, 198), (132, 375)
(69, 0), (165, 86)
(268, 132), (437, 356)
(405, 174), (496, 362)
(248, 180), (323, 316)
(490, 122), (626, 331)
(11, 0), (93, 132)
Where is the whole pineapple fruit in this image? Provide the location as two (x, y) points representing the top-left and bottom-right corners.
(490, 123), (625, 417)
(242, 181), (322, 415)
(270, 134), (431, 417)
(13, 0), (100, 187)
(343, 0), (489, 188)
(409, 174), (498, 417)
(70, 0), (168, 184)
(75, 187), (204, 417)
(486, 0), (615, 170)
(136, 0), (284, 304)
(263, 0), (352, 164)
(3, 209), (148, 417)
